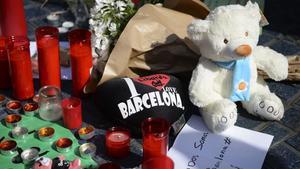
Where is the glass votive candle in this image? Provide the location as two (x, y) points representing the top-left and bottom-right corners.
(0, 37), (11, 89)
(68, 29), (92, 97)
(142, 117), (171, 161)
(105, 127), (131, 158)
(61, 97), (82, 129)
(38, 86), (62, 121)
(35, 26), (61, 89)
(142, 155), (174, 169)
(7, 36), (34, 100)
(98, 163), (121, 169)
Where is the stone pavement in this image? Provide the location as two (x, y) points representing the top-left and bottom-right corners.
(20, 1), (300, 169)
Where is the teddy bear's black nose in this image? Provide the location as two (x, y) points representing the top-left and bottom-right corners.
(235, 44), (252, 57)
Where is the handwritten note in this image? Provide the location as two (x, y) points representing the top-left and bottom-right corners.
(168, 115), (273, 169)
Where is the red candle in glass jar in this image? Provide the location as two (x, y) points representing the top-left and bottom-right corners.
(142, 117), (170, 161)
(0, 0), (27, 37)
(36, 26), (61, 88)
(7, 36), (34, 100)
(105, 127), (130, 158)
(68, 29), (92, 97)
(61, 97), (82, 129)
(142, 155), (174, 169)
(0, 37), (11, 88)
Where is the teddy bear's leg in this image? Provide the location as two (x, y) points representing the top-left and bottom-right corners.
(242, 78), (284, 120)
(201, 99), (238, 133)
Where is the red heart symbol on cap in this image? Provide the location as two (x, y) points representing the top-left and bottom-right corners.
(133, 74), (170, 90)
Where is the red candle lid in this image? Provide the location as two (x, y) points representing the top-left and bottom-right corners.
(98, 163), (121, 169)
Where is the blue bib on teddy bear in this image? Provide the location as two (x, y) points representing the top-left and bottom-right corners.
(214, 58), (251, 102)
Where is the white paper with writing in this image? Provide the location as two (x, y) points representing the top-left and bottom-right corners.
(168, 115), (273, 169)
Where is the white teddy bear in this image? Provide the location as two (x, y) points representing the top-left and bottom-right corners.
(188, 1), (288, 133)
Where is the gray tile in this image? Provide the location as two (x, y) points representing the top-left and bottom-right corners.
(236, 108), (265, 129)
(286, 134), (300, 152)
(261, 123), (292, 145)
(269, 40), (300, 55)
(281, 108), (300, 131)
(264, 143), (300, 169)
(267, 81), (299, 101)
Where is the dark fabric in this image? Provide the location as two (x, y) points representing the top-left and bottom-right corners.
(95, 74), (188, 135)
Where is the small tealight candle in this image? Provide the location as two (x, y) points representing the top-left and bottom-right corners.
(0, 140), (17, 156)
(5, 114), (22, 128)
(23, 102), (39, 116)
(105, 127), (130, 158)
(6, 100), (22, 114)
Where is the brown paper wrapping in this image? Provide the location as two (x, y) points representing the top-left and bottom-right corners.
(84, 4), (209, 93)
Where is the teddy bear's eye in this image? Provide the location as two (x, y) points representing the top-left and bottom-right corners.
(245, 32), (249, 37)
(223, 38), (229, 44)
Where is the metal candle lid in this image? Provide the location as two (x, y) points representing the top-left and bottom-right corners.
(0, 140), (17, 156)
(56, 138), (73, 153)
(78, 126), (95, 140)
(23, 102), (39, 116)
(6, 100), (22, 114)
(21, 148), (39, 164)
(5, 114), (22, 128)
(79, 143), (96, 159)
(38, 127), (55, 141)
(12, 126), (28, 139)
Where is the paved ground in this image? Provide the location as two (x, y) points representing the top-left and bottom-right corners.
(5, 0), (300, 168)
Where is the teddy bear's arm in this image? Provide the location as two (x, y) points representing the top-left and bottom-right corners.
(253, 46), (288, 81)
(189, 58), (224, 108)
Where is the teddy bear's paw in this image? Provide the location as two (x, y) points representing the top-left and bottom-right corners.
(265, 52), (288, 81)
(202, 99), (238, 133)
(253, 94), (284, 121)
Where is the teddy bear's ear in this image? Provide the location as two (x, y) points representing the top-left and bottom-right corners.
(187, 19), (210, 40)
(245, 1), (261, 22)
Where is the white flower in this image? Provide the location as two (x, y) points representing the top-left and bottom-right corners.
(116, 1), (127, 11)
(108, 22), (117, 32)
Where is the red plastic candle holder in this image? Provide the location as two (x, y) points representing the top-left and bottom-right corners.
(105, 127), (131, 158)
(142, 155), (174, 169)
(7, 36), (34, 100)
(0, 37), (11, 89)
(141, 117), (170, 161)
(0, 0), (27, 37)
(68, 29), (92, 97)
(61, 97), (82, 129)
(36, 26), (61, 88)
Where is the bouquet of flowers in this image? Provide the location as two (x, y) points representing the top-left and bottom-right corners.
(89, 0), (164, 60)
